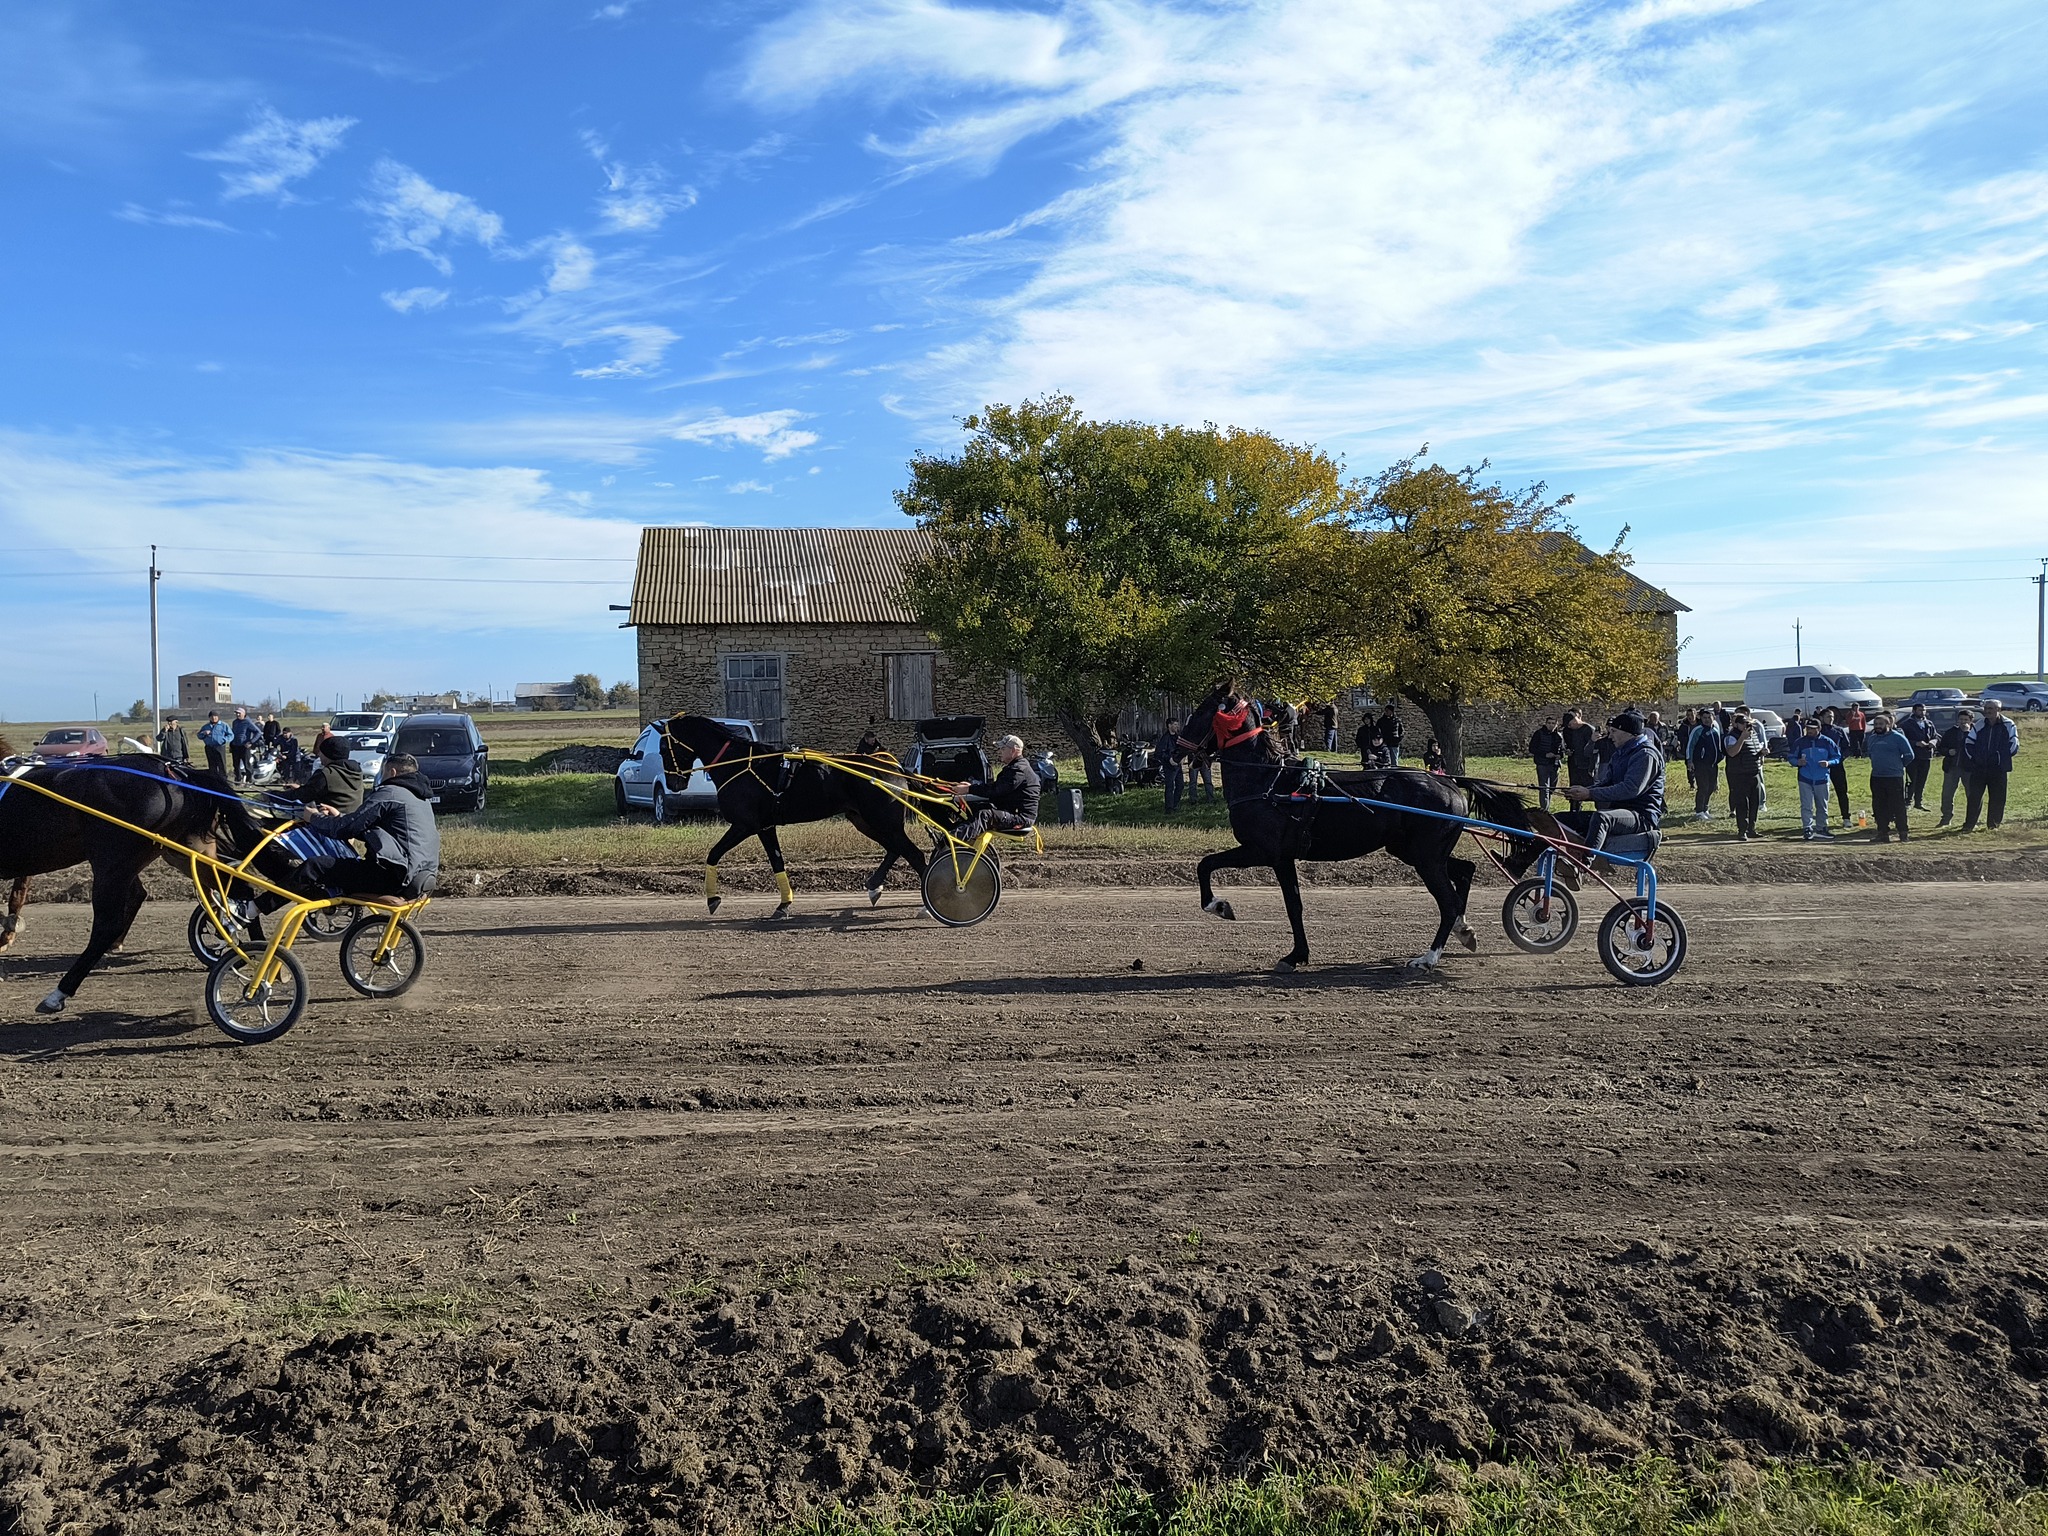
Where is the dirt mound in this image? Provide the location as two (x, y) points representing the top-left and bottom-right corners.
(526, 745), (631, 775)
(10, 1245), (2047, 1534)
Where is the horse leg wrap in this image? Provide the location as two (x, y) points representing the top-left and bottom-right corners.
(775, 872), (794, 907)
(704, 866), (721, 915)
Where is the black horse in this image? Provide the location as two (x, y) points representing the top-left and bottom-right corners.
(0, 756), (290, 1014)
(656, 716), (930, 917)
(1180, 687), (1545, 971)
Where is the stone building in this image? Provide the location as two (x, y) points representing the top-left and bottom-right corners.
(628, 526), (1030, 755)
(627, 524), (1687, 762)
(177, 671), (233, 711)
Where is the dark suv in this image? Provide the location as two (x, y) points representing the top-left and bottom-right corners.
(388, 713), (490, 812)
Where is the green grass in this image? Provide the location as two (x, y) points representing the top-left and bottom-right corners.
(780, 1460), (2048, 1536)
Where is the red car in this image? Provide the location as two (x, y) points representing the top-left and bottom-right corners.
(35, 727), (109, 758)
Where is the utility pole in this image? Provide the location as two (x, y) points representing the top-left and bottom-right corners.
(2035, 558), (2046, 682)
(149, 545), (162, 736)
(1794, 618), (1802, 666)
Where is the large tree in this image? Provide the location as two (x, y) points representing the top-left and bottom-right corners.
(897, 396), (1364, 781)
(1338, 452), (1672, 775)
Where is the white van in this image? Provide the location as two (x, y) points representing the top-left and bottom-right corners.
(1743, 666), (1883, 718)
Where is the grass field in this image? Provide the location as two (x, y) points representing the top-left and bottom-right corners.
(780, 1460), (2048, 1536)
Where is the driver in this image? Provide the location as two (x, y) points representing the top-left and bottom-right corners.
(949, 734), (1041, 841)
(1557, 710), (1665, 854)
(290, 752), (442, 898)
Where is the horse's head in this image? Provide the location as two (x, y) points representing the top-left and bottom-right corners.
(1177, 684), (1235, 756)
(654, 715), (702, 784)
(1456, 778), (1563, 878)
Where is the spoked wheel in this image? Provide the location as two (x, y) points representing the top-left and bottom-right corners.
(188, 900), (247, 966)
(1596, 898), (1688, 986)
(301, 903), (361, 942)
(205, 949), (310, 1045)
(339, 915), (426, 998)
(922, 848), (1002, 927)
(1502, 879), (1579, 954)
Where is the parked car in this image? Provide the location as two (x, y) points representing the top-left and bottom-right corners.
(1744, 666), (1882, 718)
(910, 716), (990, 785)
(1747, 708), (1786, 754)
(388, 713), (490, 811)
(1892, 687), (1969, 709)
(614, 718), (755, 820)
(32, 727), (109, 759)
(328, 710), (406, 780)
(1979, 681), (2048, 713)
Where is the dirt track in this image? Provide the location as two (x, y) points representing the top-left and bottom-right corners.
(3, 882), (2047, 1533)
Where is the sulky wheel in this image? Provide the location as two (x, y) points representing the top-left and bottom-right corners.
(339, 914), (426, 998)
(188, 899), (247, 967)
(1595, 898), (1688, 986)
(205, 948), (310, 1045)
(1501, 878), (1579, 954)
(922, 848), (1003, 927)
(301, 903), (361, 942)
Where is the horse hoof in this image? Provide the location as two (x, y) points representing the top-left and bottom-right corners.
(770, 904), (793, 920)
(1205, 899), (1235, 921)
(1274, 958), (1299, 974)
(866, 885), (883, 907)
(36, 989), (68, 1015)
(706, 897), (722, 916)
(1405, 951), (1443, 971)
(1459, 929), (1479, 952)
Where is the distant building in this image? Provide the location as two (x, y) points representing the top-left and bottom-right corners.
(514, 682), (583, 712)
(177, 671), (233, 711)
(366, 692), (460, 714)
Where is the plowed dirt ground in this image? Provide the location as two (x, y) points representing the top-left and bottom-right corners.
(2, 882), (2046, 1534)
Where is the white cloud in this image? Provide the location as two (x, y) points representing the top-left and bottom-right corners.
(194, 104), (355, 200)
(546, 237), (598, 292)
(579, 132), (698, 232)
(571, 323), (679, 378)
(727, 479), (772, 494)
(445, 407), (819, 463)
(381, 286), (449, 313)
(361, 158), (506, 274)
(115, 202), (231, 231)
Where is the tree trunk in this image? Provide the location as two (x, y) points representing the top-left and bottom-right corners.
(1409, 693), (1467, 777)
(1054, 711), (1112, 789)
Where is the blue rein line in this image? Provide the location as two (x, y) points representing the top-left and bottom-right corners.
(6, 757), (286, 814)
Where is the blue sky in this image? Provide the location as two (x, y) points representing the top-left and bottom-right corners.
(3, 0), (2047, 722)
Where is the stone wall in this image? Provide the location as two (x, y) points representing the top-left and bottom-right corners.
(636, 623), (1030, 757)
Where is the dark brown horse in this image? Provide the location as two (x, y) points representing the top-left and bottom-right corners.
(1181, 687), (1544, 971)
(0, 756), (292, 1014)
(657, 715), (930, 916)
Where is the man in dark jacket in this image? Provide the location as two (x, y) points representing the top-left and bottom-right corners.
(277, 735), (366, 814)
(1558, 712), (1665, 854)
(1154, 722), (1185, 812)
(1899, 702), (1938, 811)
(1355, 715), (1381, 768)
(292, 753), (441, 897)
(951, 733), (1041, 840)
(1528, 717), (1565, 811)
(1935, 710), (1972, 825)
(156, 715), (189, 764)
(1684, 713), (1721, 820)
(1960, 700), (2021, 832)
(228, 707), (262, 785)
(1377, 707), (1405, 767)
(1817, 708), (1853, 823)
(1561, 709), (1597, 787)
(1319, 700), (1338, 753)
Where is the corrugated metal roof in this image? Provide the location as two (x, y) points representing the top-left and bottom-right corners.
(630, 526), (934, 626)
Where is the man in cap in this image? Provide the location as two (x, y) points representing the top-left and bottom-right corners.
(949, 734), (1041, 842)
(1557, 711), (1665, 855)
(1960, 698), (2021, 832)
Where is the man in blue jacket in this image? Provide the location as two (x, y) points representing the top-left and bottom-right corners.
(1558, 711), (1664, 854)
(196, 711), (232, 777)
(1863, 712), (1915, 842)
(1788, 718), (1843, 841)
(1960, 698), (2021, 832)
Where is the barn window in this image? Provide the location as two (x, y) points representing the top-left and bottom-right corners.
(1005, 670), (1035, 719)
(884, 652), (935, 720)
(722, 653), (785, 742)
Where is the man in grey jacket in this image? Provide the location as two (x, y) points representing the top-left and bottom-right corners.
(292, 753), (441, 897)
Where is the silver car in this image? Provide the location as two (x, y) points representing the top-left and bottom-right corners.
(613, 719), (756, 821)
(1979, 681), (2048, 713)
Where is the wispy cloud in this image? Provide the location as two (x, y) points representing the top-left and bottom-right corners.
(381, 286), (449, 314)
(727, 478), (772, 494)
(580, 131), (698, 232)
(115, 202), (231, 231)
(361, 158), (506, 273)
(0, 9), (234, 146)
(444, 407), (818, 463)
(571, 323), (678, 378)
(194, 104), (355, 200)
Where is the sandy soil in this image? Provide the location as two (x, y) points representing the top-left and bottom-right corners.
(1, 883), (2046, 1533)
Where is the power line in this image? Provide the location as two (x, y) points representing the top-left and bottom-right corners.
(0, 569), (627, 585)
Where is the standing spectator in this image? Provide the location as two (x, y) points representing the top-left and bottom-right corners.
(855, 721), (884, 755)
(197, 711), (231, 776)
(1960, 698), (2020, 832)
(1846, 704), (1867, 758)
(1899, 703), (1938, 810)
(1355, 712), (1382, 769)
(1274, 700), (1300, 755)
(1783, 709), (1804, 756)
(261, 712), (283, 750)
(1685, 711), (1722, 821)
(276, 725), (305, 780)
(1676, 708), (1698, 788)
(156, 714), (189, 764)
(1722, 708), (1765, 841)
(1935, 709), (1972, 826)
(1320, 700), (1338, 753)
(1646, 710), (1677, 762)
(1864, 712), (1913, 842)
(1789, 719), (1842, 840)
(1560, 709), (1597, 787)
(1817, 709), (1852, 824)
(1528, 715), (1565, 811)
(1377, 707), (1405, 767)
(228, 706), (261, 785)
(1155, 720), (1185, 812)
(1187, 744), (1216, 803)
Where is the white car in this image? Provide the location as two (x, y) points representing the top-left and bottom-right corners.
(329, 710), (406, 780)
(614, 718), (756, 821)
